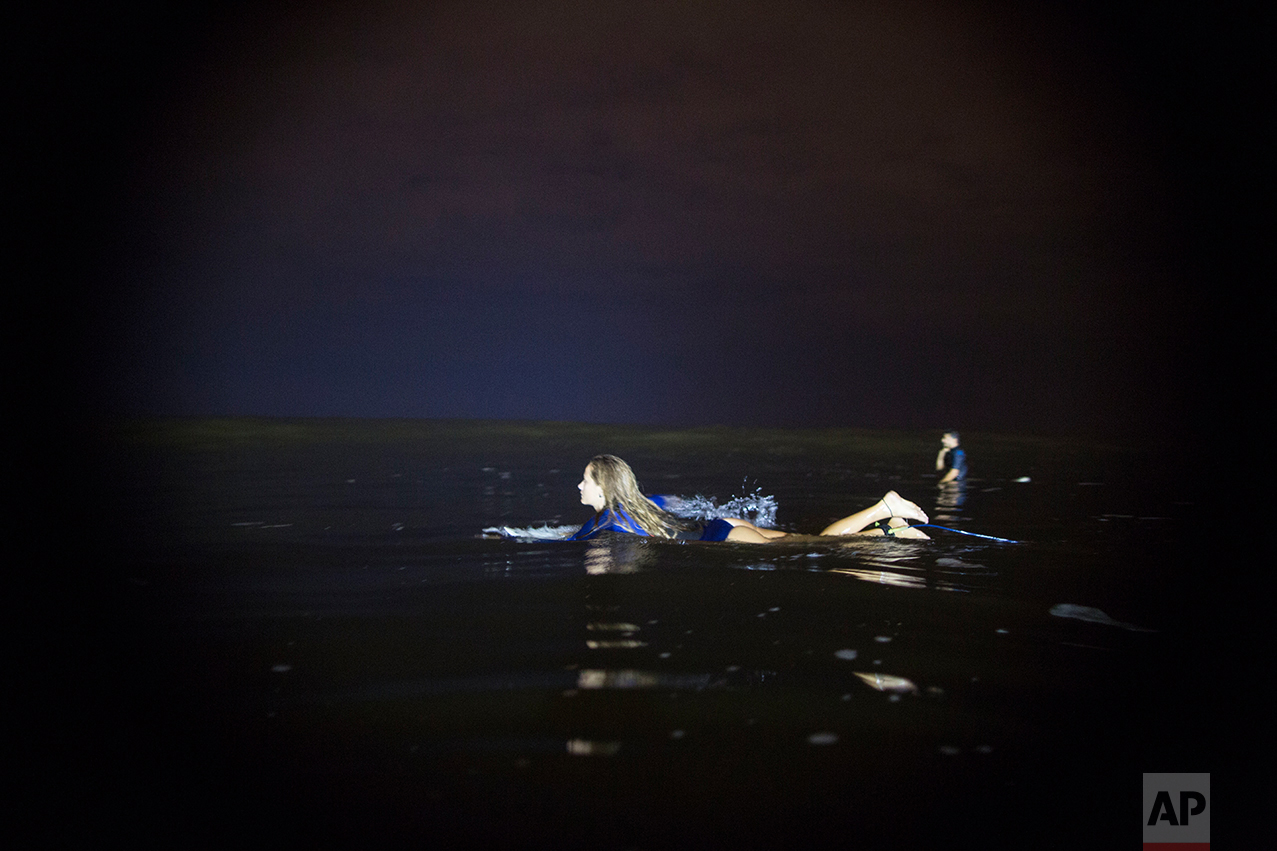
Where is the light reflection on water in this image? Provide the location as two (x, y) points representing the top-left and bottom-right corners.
(830, 566), (936, 589)
(575, 669), (713, 690)
(853, 672), (919, 693)
(565, 739), (622, 756)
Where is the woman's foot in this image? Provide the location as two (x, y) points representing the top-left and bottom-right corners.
(882, 491), (928, 524)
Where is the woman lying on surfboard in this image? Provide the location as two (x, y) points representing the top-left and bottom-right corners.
(570, 454), (929, 542)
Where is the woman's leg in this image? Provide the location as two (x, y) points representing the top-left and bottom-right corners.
(724, 524), (785, 543)
(722, 518), (789, 541)
(819, 491), (928, 536)
(718, 492), (927, 542)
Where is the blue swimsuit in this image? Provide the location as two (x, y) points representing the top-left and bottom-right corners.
(568, 500), (734, 542)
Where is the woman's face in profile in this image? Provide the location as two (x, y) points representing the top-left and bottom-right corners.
(578, 464), (606, 511)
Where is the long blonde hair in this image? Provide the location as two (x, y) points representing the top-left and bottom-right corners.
(588, 454), (690, 539)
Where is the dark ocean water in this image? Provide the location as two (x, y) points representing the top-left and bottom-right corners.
(87, 419), (1216, 849)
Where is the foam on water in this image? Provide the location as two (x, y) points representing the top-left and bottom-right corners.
(483, 524), (578, 541)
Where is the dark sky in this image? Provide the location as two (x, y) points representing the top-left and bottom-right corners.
(38, 0), (1254, 436)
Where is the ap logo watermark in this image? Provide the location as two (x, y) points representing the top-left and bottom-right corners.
(1144, 773), (1209, 847)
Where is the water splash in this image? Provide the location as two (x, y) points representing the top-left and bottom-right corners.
(659, 484), (779, 527)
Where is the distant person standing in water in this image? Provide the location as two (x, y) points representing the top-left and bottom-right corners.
(935, 431), (967, 486)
